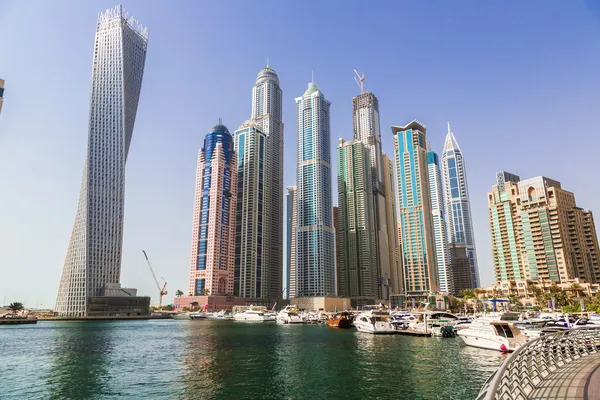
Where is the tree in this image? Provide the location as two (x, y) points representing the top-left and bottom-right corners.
(176, 290), (184, 297)
(459, 289), (476, 300)
(199, 288), (210, 296)
(8, 302), (24, 314)
(568, 283), (584, 298)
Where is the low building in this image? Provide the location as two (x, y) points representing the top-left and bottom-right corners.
(173, 295), (246, 311)
(290, 297), (351, 312)
(447, 243), (473, 296)
(478, 278), (600, 299)
(87, 296), (150, 317)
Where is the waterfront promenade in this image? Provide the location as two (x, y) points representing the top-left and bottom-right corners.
(478, 327), (600, 400)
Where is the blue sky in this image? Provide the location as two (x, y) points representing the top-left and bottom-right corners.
(1, 1), (600, 307)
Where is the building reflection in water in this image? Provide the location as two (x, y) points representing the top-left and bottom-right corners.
(46, 322), (114, 398)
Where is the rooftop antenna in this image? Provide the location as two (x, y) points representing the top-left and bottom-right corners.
(266, 57), (270, 68)
(353, 69), (365, 94)
(218, 117), (222, 125)
(311, 70), (314, 83)
(447, 121), (451, 134)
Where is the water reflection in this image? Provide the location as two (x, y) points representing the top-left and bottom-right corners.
(46, 322), (114, 399)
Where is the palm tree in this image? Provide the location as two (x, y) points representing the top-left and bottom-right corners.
(8, 302), (24, 314)
(459, 289), (476, 300)
(569, 283), (584, 298)
(176, 290), (184, 297)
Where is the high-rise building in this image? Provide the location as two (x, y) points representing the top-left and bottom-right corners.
(295, 81), (335, 297)
(0, 78), (5, 115)
(488, 174), (600, 284)
(488, 177), (523, 282)
(251, 64), (284, 302)
(383, 153), (402, 294)
(352, 90), (391, 300)
(497, 171), (520, 192)
(187, 123), (237, 297)
(285, 186), (297, 299)
(447, 243), (473, 295)
(427, 146), (451, 293)
(441, 123), (480, 287)
(55, 6), (148, 316)
(336, 139), (378, 302)
(233, 120), (267, 300)
(392, 120), (439, 295)
(333, 205), (340, 295)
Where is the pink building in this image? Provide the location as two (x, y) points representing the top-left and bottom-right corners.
(175, 123), (240, 311)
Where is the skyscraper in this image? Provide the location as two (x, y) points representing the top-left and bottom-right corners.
(383, 153), (402, 295)
(0, 78), (5, 115)
(352, 90), (391, 299)
(285, 186), (297, 299)
(392, 121), (439, 295)
(488, 174), (600, 284)
(427, 146), (451, 293)
(187, 123), (237, 298)
(336, 139), (378, 302)
(233, 120), (267, 299)
(251, 65), (284, 302)
(295, 81), (335, 297)
(55, 6), (148, 316)
(441, 123), (480, 287)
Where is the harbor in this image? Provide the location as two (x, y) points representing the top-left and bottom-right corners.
(0, 319), (504, 400)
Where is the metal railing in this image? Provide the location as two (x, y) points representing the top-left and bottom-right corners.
(477, 327), (600, 400)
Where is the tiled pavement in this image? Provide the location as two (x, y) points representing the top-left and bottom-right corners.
(528, 353), (600, 400)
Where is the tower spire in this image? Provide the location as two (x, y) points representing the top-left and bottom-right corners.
(266, 57), (270, 68)
(311, 70), (314, 83)
(447, 121), (451, 134)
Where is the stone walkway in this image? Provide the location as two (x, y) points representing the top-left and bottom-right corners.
(528, 353), (600, 399)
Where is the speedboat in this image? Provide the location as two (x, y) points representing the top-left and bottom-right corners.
(276, 306), (304, 324)
(233, 307), (276, 322)
(206, 310), (233, 321)
(353, 309), (396, 334)
(189, 311), (209, 320)
(457, 314), (528, 352)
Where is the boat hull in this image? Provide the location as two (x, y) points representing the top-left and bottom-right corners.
(354, 322), (396, 334)
(457, 333), (511, 352)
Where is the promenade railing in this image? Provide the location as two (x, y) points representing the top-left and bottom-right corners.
(477, 327), (600, 400)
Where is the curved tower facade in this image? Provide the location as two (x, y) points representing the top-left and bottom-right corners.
(187, 124), (237, 297)
(55, 6), (148, 316)
(295, 82), (335, 297)
(249, 65), (284, 302)
(441, 123), (480, 287)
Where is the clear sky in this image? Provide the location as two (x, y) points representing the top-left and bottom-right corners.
(1, 0), (600, 308)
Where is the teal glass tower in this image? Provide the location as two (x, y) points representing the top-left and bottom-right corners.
(392, 121), (440, 295)
(294, 81), (335, 297)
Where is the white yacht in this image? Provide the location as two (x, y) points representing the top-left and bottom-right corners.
(353, 309), (396, 334)
(207, 310), (233, 321)
(189, 311), (209, 320)
(457, 314), (528, 352)
(276, 306), (304, 325)
(233, 306), (276, 322)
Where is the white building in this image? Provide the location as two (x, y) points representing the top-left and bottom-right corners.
(55, 6), (148, 316)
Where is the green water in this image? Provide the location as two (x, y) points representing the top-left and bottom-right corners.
(0, 320), (505, 399)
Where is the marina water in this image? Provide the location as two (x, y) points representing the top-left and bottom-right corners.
(1, 320), (504, 399)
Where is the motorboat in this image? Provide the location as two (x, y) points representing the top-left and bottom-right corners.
(233, 306), (276, 322)
(189, 311), (209, 320)
(276, 306), (304, 324)
(353, 309), (396, 334)
(326, 311), (354, 328)
(173, 312), (192, 320)
(457, 314), (528, 352)
(206, 310), (233, 321)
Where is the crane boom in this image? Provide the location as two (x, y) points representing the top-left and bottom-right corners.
(142, 250), (168, 308)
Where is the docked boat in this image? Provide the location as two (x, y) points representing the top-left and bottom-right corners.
(276, 306), (304, 324)
(233, 306), (276, 322)
(326, 311), (354, 328)
(173, 312), (192, 320)
(457, 313), (528, 352)
(353, 309), (396, 334)
(206, 310), (234, 321)
(189, 311), (209, 320)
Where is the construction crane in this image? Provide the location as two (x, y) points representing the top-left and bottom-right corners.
(142, 250), (168, 309)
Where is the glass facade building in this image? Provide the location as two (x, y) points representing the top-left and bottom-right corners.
(55, 6), (148, 316)
(336, 139), (378, 301)
(427, 149), (451, 293)
(441, 123), (480, 287)
(187, 124), (237, 297)
(294, 82), (335, 297)
(392, 121), (439, 295)
(233, 121), (267, 299)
